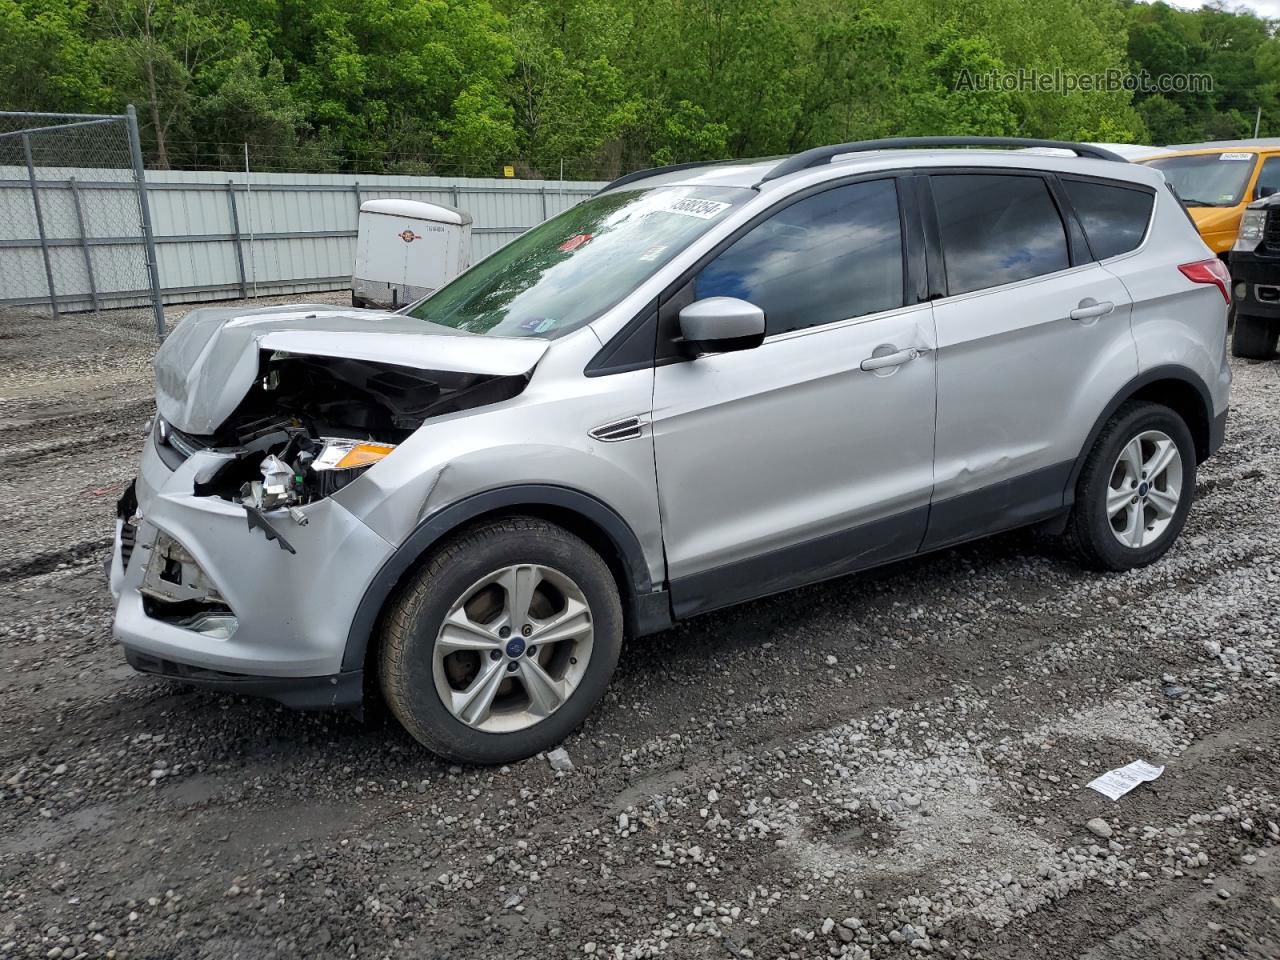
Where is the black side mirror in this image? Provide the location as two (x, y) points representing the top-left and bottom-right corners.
(1256, 184), (1277, 199)
(677, 297), (766, 356)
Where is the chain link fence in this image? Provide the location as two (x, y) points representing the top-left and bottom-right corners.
(0, 107), (165, 339)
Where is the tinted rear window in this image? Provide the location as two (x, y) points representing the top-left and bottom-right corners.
(931, 174), (1069, 296)
(1063, 179), (1154, 260)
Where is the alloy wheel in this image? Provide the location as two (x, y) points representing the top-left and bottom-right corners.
(1106, 429), (1183, 549)
(432, 564), (594, 733)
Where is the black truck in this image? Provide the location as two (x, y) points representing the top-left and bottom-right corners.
(1229, 192), (1280, 359)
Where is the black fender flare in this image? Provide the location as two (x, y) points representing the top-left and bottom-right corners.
(342, 484), (660, 672)
(1064, 362), (1217, 502)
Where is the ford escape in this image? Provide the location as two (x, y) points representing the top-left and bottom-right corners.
(109, 137), (1231, 764)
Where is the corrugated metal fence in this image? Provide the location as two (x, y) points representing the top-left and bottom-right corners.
(0, 166), (604, 310)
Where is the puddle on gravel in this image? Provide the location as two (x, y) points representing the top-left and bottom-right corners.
(0, 803), (115, 856)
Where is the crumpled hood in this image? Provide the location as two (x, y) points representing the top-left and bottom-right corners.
(154, 303), (548, 435)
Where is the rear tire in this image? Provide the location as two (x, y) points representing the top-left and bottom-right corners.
(1231, 312), (1279, 359)
(378, 517), (623, 765)
(1063, 402), (1196, 572)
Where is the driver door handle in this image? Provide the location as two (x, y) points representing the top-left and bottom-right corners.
(860, 347), (922, 372)
(1070, 298), (1114, 321)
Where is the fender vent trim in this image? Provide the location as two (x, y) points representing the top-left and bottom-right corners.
(589, 416), (645, 443)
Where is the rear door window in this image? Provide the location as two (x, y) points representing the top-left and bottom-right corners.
(930, 174), (1070, 296)
(1062, 179), (1154, 260)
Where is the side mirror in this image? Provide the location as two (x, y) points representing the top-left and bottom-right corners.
(678, 297), (766, 356)
(1256, 184), (1277, 199)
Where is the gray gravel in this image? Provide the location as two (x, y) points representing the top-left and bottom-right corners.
(1, 300), (1278, 960)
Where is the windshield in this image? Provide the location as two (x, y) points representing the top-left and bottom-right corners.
(1145, 153), (1257, 207)
(406, 184), (751, 338)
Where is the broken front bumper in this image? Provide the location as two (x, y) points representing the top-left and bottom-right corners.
(109, 436), (396, 708)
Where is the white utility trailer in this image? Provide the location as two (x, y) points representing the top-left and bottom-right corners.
(351, 199), (472, 309)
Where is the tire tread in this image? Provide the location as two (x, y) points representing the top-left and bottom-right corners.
(1231, 313), (1279, 360)
(1062, 401), (1194, 572)
(378, 517), (619, 763)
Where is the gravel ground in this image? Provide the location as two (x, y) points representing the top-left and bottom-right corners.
(1, 299), (1278, 960)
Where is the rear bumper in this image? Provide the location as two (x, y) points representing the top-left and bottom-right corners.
(124, 648), (364, 709)
(1209, 408), (1228, 459)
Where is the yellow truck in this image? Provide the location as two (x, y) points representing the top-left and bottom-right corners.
(1143, 144), (1280, 256)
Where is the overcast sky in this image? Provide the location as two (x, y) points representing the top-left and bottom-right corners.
(1156, 0), (1280, 18)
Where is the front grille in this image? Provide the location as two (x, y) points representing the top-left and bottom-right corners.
(119, 521), (137, 570)
(1265, 209), (1280, 251)
(116, 480), (138, 570)
(126, 650), (250, 682)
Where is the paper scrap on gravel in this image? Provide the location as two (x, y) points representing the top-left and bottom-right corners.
(1088, 760), (1164, 800)
(547, 747), (574, 772)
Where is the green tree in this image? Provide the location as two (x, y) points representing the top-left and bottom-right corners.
(503, 0), (638, 176)
(4, 0), (1279, 174)
(263, 0), (515, 172)
(902, 34), (1020, 136)
(95, 0), (250, 167)
(191, 51), (308, 169)
(0, 0), (109, 112)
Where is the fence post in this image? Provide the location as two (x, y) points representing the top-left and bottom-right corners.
(352, 181), (361, 218)
(451, 184), (460, 210)
(126, 104), (166, 339)
(67, 177), (100, 312)
(540, 184), (548, 221)
(21, 132), (59, 319)
(226, 181), (248, 298)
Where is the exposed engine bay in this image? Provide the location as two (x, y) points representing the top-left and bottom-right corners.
(171, 351), (528, 544)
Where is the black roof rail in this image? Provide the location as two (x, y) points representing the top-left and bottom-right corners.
(595, 159), (729, 195)
(758, 137), (1128, 184)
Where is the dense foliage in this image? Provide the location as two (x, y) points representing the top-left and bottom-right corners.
(2, 0), (1277, 177)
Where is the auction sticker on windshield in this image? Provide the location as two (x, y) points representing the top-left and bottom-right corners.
(666, 197), (732, 219)
(1219, 152), (1253, 161)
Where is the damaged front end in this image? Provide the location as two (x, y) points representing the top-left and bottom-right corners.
(111, 304), (550, 699)
(158, 351), (529, 551)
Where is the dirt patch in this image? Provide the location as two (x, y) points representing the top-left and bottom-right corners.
(0, 303), (1277, 959)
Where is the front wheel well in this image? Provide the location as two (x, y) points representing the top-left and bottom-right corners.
(350, 492), (656, 684)
(468, 503), (640, 628)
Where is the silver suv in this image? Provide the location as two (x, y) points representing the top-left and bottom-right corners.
(110, 137), (1231, 764)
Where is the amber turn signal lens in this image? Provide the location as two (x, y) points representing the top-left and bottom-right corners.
(333, 442), (397, 470)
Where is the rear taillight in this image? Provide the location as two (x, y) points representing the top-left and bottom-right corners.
(1179, 258), (1231, 304)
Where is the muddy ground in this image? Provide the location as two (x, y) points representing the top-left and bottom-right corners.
(0, 299), (1277, 960)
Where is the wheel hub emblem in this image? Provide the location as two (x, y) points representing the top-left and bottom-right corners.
(1138, 481), (1150, 497)
(505, 637), (526, 658)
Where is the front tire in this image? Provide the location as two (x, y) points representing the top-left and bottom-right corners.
(1231, 312), (1279, 360)
(1064, 402), (1196, 572)
(378, 517), (623, 765)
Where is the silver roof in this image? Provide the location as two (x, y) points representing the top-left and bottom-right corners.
(606, 148), (1167, 195)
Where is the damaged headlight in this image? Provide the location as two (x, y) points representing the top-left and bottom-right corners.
(311, 439), (397, 472)
(239, 436), (397, 516)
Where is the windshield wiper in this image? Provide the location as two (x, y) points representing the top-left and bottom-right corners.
(1178, 197), (1228, 207)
